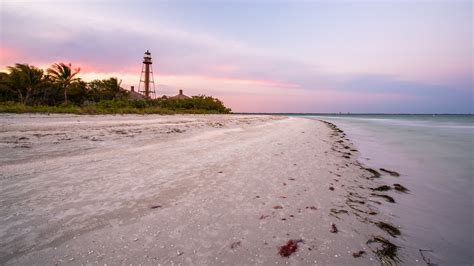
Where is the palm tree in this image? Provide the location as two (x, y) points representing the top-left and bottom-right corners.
(102, 77), (127, 100)
(6, 64), (44, 104)
(47, 63), (80, 105)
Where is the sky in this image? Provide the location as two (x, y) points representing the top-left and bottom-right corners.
(0, 0), (472, 113)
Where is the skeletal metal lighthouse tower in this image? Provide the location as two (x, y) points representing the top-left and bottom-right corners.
(138, 50), (156, 98)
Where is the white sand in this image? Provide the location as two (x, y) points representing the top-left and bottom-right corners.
(0, 114), (394, 265)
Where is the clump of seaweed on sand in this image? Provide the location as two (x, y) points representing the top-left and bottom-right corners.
(367, 236), (400, 264)
(371, 185), (391, 191)
(380, 168), (400, 177)
(370, 193), (395, 203)
(278, 239), (303, 257)
(393, 183), (409, 192)
(374, 221), (401, 237)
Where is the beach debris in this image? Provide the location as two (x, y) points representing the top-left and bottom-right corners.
(114, 129), (128, 135)
(167, 128), (185, 134)
(282, 182), (287, 186)
(370, 193), (395, 203)
(393, 183), (409, 192)
(352, 250), (366, 258)
(419, 249), (437, 265)
(18, 136), (29, 140)
(259, 215), (270, 220)
(218, 171), (224, 174)
(380, 168), (400, 177)
(278, 239), (303, 257)
(288, 178), (296, 181)
(255, 195), (260, 198)
(273, 205), (283, 209)
(343, 155), (351, 159)
(330, 223), (338, 233)
(329, 186), (335, 191)
(306, 206), (317, 210)
(150, 205), (162, 209)
(230, 241), (241, 249)
(14, 144), (32, 148)
(367, 236), (400, 263)
(375, 222), (401, 237)
(330, 208), (348, 214)
(281, 218), (287, 221)
(350, 149), (358, 152)
(364, 167), (381, 178)
(346, 198), (365, 205)
(371, 185), (392, 191)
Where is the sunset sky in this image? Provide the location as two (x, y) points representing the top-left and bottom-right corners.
(1, 0), (472, 113)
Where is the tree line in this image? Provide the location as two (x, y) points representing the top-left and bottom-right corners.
(0, 63), (231, 114)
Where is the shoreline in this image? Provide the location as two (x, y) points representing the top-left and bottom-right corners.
(1, 114), (400, 264)
(313, 115), (474, 264)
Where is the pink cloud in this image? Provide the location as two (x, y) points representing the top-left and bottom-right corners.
(0, 46), (18, 62)
(198, 75), (300, 89)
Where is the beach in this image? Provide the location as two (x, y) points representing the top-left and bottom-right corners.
(1, 114), (398, 265)
(306, 114), (474, 264)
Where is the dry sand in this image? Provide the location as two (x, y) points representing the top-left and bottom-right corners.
(0, 114), (397, 265)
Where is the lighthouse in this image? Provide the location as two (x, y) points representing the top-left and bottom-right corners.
(138, 50), (156, 98)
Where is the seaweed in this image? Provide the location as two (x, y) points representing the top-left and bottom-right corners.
(230, 241), (241, 249)
(419, 249), (437, 265)
(150, 205), (162, 209)
(375, 221), (401, 237)
(329, 186), (335, 191)
(364, 167), (381, 178)
(367, 236), (400, 263)
(330, 223), (338, 233)
(380, 168), (400, 177)
(370, 193), (395, 203)
(371, 185), (392, 191)
(393, 184), (409, 192)
(346, 197), (366, 205)
(273, 205), (283, 209)
(352, 251), (366, 258)
(279, 239), (303, 257)
(330, 208), (348, 214)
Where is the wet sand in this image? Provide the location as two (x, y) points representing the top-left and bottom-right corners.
(0, 114), (398, 265)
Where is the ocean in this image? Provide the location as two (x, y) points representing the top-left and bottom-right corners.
(302, 114), (473, 264)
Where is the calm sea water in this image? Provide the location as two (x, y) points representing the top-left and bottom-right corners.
(300, 114), (473, 264)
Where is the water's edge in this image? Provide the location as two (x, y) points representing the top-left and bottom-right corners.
(301, 115), (473, 265)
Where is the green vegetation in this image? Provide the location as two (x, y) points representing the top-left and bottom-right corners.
(0, 63), (231, 114)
